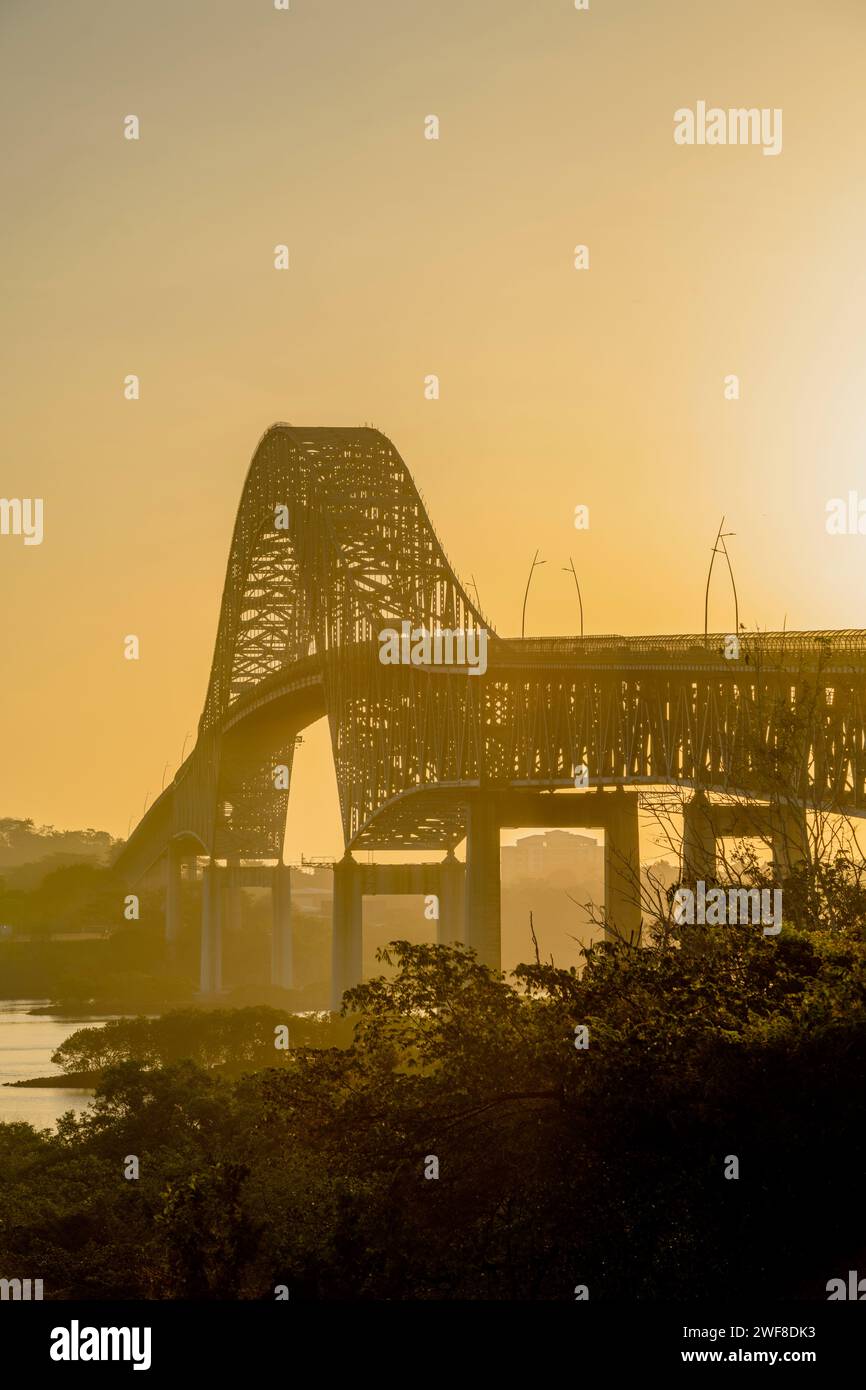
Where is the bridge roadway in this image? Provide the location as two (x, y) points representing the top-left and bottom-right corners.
(122, 626), (865, 1007)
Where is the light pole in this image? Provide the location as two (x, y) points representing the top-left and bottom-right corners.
(704, 516), (739, 642)
(521, 550), (546, 638)
(562, 556), (584, 638)
(720, 533), (739, 635)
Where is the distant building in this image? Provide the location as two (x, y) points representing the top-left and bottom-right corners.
(501, 831), (602, 886)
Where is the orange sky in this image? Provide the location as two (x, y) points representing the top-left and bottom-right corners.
(2, 0), (866, 858)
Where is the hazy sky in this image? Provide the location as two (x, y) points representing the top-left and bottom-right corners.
(2, 0), (866, 856)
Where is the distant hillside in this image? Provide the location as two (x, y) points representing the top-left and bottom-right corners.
(0, 818), (120, 873)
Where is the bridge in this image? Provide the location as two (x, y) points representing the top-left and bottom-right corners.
(114, 424), (866, 1006)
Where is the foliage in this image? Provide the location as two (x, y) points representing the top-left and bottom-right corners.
(2, 903), (866, 1299)
(52, 1007), (354, 1078)
(0, 818), (118, 870)
(0, 862), (128, 933)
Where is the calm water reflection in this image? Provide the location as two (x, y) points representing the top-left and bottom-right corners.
(0, 999), (118, 1129)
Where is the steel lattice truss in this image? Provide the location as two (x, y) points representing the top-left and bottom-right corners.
(116, 425), (866, 879)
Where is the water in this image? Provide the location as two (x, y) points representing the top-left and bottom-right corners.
(0, 999), (117, 1130)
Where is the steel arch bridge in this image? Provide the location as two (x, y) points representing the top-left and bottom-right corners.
(114, 424), (866, 1002)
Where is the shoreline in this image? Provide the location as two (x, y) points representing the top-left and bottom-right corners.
(4, 1072), (99, 1089)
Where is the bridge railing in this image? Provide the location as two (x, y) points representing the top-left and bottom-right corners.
(496, 631), (866, 660)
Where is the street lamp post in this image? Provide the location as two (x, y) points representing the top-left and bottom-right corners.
(704, 516), (739, 642)
(521, 550), (546, 638)
(562, 556), (584, 638)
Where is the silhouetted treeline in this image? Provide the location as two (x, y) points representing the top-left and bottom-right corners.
(0, 818), (118, 871)
(0, 862), (130, 932)
(51, 1007), (353, 1077)
(2, 903), (866, 1299)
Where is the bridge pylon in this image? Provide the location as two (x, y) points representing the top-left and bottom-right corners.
(271, 863), (293, 990)
(681, 791), (808, 886)
(200, 860), (223, 995)
(465, 796), (502, 972)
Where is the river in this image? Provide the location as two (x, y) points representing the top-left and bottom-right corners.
(0, 999), (117, 1129)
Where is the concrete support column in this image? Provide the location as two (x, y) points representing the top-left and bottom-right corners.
(682, 791), (717, 884)
(225, 857), (243, 935)
(438, 849), (466, 945)
(604, 790), (641, 943)
(200, 860), (223, 995)
(271, 863), (293, 990)
(331, 854), (362, 1011)
(465, 798), (501, 971)
(771, 803), (809, 878)
(165, 841), (184, 949)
